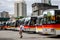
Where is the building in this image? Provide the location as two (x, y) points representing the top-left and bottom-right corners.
(0, 11), (10, 18)
(32, 1), (58, 16)
(0, 12), (1, 17)
(41, 0), (51, 5)
(32, 3), (58, 16)
(14, 0), (27, 17)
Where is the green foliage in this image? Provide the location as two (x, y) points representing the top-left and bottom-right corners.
(0, 18), (10, 21)
(15, 16), (24, 19)
(20, 16), (24, 18)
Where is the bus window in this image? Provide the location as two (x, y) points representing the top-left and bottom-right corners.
(43, 18), (47, 24)
(43, 15), (55, 24)
(19, 19), (25, 25)
(46, 16), (55, 24)
(56, 15), (60, 23)
(24, 20), (30, 25)
(38, 18), (43, 25)
(30, 17), (37, 25)
(50, 16), (55, 24)
(55, 10), (60, 23)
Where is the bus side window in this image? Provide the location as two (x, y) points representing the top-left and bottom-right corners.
(40, 19), (43, 25)
(47, 16), (55, 24)
(30, 17), (37, 25)
(42, 18), (47, 24)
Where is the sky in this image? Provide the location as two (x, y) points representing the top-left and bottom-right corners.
(0, 0), (60, 16)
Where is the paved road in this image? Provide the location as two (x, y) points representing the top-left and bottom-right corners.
(0, 30), (60, 40)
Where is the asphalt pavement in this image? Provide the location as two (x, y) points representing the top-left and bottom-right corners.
(0, 30), (60, 40)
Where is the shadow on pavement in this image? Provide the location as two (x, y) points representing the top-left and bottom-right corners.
(0, 29), (19, 32)
(0, 38), (14, 40)
(48, 35), (60, 39)
(19, 37), (42, 39)
(23, 31), (39, 34)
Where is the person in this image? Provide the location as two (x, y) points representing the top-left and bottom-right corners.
(19, 24), (24, 38)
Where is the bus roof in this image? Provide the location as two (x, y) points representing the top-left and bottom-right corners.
(43, 9), (60, 16)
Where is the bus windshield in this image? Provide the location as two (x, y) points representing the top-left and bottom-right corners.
(24, 20), (30, 25)
(38, 18), (43, 25)
(42, 10), (60, 24)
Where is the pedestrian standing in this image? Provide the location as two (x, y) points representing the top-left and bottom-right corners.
(19, 24), (24, 38)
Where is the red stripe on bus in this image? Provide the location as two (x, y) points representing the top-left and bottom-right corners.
(24, 24), (60, 29)
(24, 25), (29, 28)
(43, 24), (60, 28)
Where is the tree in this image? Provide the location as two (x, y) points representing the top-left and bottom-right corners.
(20, 16), (24, 19)
(0, 18), (10, 21)
(15, 16), (24, 19)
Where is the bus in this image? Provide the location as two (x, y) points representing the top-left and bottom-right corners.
(37, 9), (60, 35)
(23, 16), (43, 33)
(25, 17), (37, 32)
(24, 9), (60, 35)
(18, 17), (31, 31)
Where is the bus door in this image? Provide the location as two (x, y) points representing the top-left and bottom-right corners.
(36, 17), (43, 32)
(29, 17), (37, 32)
